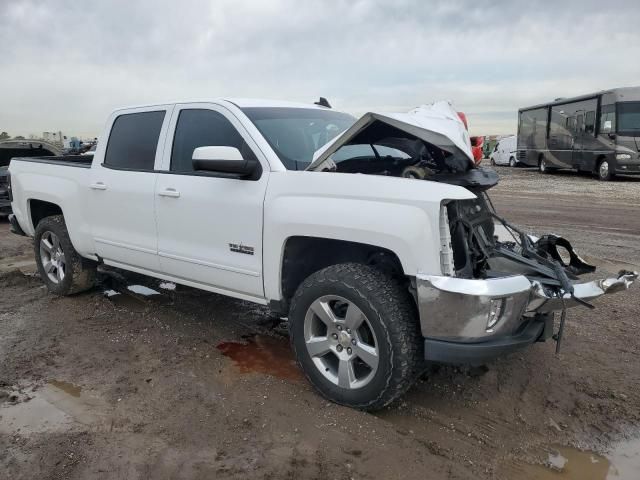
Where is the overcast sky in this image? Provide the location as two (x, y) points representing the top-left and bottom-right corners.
(1, 0), (639, 138)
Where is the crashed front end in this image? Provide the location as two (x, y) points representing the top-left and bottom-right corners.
(418, 193), (637, 364)
(305, 100), (637, 364)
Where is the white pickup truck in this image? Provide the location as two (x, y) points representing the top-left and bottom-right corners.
(7, 99), (637, 410)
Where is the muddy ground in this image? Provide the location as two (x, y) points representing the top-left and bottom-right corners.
(1, 166), (639, 479)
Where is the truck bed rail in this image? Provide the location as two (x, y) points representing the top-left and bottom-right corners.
(11, 155), (92, 168)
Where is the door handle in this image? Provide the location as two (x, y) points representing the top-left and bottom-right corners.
(158, 188), (180, 198)
(90, 182), (107, 190)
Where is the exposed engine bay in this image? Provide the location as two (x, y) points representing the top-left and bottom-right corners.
(319, 121), (500, 190)
(447, 193), (603, 305)
(305, 102), (634, 311)
(325, 124), (606, 304)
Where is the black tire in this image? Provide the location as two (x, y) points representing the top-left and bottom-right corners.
(509, 157), (517, 168)
(34, 215), (96, 295)
(597, 159), (614, 181)
(288, 263), (421, 411)
(490, 158), (496, 166)
(539, 156), (553, 174)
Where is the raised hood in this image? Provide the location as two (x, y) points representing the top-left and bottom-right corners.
(306, 101), (474, 172)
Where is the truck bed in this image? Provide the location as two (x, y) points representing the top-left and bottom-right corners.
(11, 155), (93, 168)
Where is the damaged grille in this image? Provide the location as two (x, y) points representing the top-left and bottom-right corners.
(445, 194), (595, 293)
(439, 203), (455, 276)
(447, 195), (495, 278)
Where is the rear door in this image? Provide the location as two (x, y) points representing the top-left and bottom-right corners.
(89, 106), (173, 271)
(154, 103), (269, 300)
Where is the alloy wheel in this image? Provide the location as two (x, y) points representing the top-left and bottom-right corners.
(39, 231), (66, 284)
(303, 295), (379, 390)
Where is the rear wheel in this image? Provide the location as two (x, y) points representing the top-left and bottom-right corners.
(288, 263), (421, 411)
(597, 159), (614, 181)
(34, 215), (96, 295)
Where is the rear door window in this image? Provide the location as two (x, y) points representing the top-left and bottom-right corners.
(104, 111), (165, 170)
(170, 109), (256, 173)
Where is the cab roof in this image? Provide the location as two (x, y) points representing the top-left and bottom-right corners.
(114, 98), (332, 112)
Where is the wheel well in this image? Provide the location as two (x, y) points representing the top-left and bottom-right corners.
(29, 199), (63, 229)
(280, 236), (405, 303)
(538, 153), (544, 163)
(595, 154), (607, 171)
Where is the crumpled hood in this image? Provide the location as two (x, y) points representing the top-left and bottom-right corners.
(306, 101), (474, 171)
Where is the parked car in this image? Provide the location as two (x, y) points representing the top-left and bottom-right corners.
(490, 135), (518, 166)
(7, 99), (637, 410)
(0, 166), (10, 216)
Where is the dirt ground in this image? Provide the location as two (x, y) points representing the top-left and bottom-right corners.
(1, 165), (639, 480)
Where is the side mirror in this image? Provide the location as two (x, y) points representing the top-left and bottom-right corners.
(192, 146), (259, 177)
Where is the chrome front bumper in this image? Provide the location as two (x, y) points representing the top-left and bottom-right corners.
(416, 271), (638, 343)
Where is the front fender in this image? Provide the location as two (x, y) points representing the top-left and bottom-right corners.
(262, 171), (475, 301)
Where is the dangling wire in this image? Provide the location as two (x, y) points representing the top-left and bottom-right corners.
(555, 298), (567, 354)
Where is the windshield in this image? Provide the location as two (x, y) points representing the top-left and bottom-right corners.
(241, 107), (356, 170)
(618, 102), (640, 136)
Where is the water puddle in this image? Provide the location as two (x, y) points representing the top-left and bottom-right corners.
(506, 439), (640, 479)
(48, 379), (82, 397)
(0, 380), (105, 434)
(217, 335), (302, 381)
(104, 289), (147, 311)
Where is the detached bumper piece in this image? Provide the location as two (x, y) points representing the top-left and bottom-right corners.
(417, 270), (638, 364)
(528, 270), (638, 313)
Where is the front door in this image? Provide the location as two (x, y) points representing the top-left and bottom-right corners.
(154, 104), (268, 300)
(89, 107), (173, 271)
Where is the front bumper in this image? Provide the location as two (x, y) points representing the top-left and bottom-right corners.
(416, 271), (637, 364)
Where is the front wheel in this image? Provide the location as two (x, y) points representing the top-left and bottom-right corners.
(598, 160), (614, 181)
(509, 157), (517, 168)
(288, 263), (421, 411)
(34, 215), (96, 295)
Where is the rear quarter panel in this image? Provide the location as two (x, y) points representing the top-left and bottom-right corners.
(9, 160), (96, 257)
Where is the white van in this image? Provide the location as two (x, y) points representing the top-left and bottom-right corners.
(490, 135), (518, 167)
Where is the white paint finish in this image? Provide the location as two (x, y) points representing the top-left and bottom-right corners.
(102, 259), (268, 305)
(490, 135), (517, 165)
(310, 101), (473, 171)
(262, 171), (475, 300)
(10, 99), (477, 306)
(154, 103), (269, 297)
(192, 145), (243, 161)
(89, 166), (161, 270)
(7, 163), (96, 255)
(88, 104), (174, 270)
